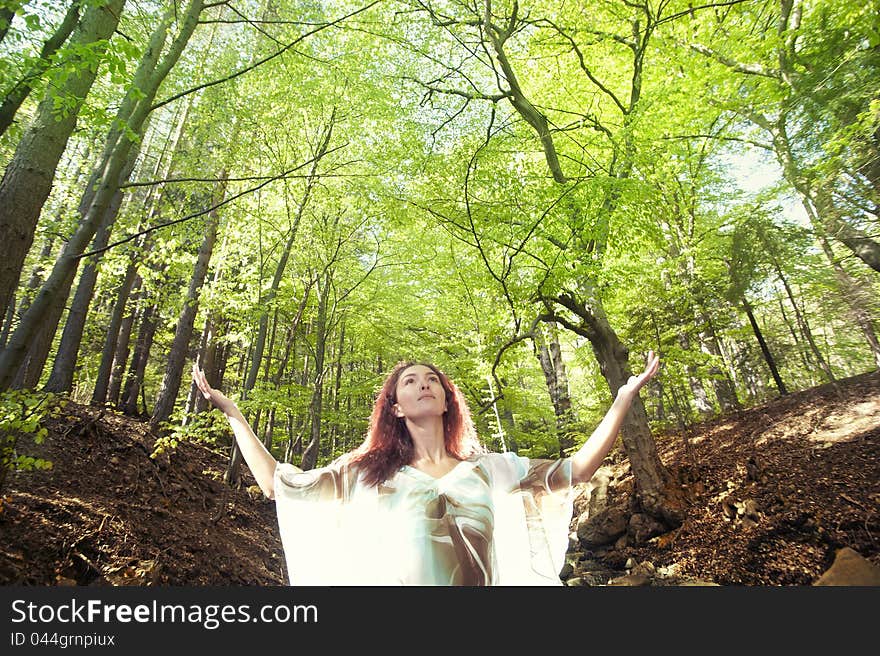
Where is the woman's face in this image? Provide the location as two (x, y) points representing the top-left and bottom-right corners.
(393, 364), (447, 420)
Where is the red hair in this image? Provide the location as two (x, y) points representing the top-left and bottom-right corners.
(345, 361), (484, 486)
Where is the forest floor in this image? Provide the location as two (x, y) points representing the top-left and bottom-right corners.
(1, 370), (878, 586)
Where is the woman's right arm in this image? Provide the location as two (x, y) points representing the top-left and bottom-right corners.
(191, 364), (292, 499)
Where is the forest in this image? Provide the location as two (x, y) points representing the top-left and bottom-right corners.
(0, 0), (878, 586)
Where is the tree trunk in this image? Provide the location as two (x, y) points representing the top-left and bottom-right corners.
(44, 160), (135, 393)
(1, 236), (54, 349)
(0, 295), (14, 350)
(697, 309), (740, 412)
(680, 329), (713, 417)
(92, 251), (141, 403)
(587, 319), (685, 525)
(545, 291), (685, 525)
(817, 234), (880, 369)
(301, 273), (331, 471)
(194, 312), (223, 414)
(0, 1), (82, 137)
(150, 175), (226, 431)
(0, 0), (124, 321)
(107, 275), (141, 406)
(777, 293), (813, 373)
(533, 322), (577, 457)
(12, 265), (77, 390)
(329, 319), (345, 457)
(776, 266), (835, 382)
(742, 297), (788, 396)
(121, 302), (157, 416)
(272, 280), (313, 387)
(0, 0), (203, 391)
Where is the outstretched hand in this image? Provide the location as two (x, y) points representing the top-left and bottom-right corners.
(617, 350), (660, 400)
(191, 364), (237, 415)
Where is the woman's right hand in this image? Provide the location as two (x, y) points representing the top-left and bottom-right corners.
(191, 364), (237, 415)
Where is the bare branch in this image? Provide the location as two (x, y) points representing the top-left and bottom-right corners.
(408, 77), (508, 102)
(660, 133), (773, 150)
(80, 143), (347, 258)
(531, 18), (627, 114)
(688, 42), (781, 79)
(152, 0), (381, 110)
(656, 0), (752, 27)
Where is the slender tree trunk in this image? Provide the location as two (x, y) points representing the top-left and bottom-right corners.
(533, 322), (577, 457)
(284, 412), (296, 464)
(697, 309), (740, 412)
(194, 312), (223, 414)
(0, 1), (82, 137)
(272, 280), (313, 386)
(742, 297), (788, 395)
(301, 273), (331, 471)
(121, 302), (157, 415)
(679, 329), (713, 416)
(0, 0), (125, 321)
(150, 174), (226, 430)
(776, 266), (835, 382)
(13, 265), (77, 390)
(107, 276), (140, 406)
(777, 293), (812, 372)
(329, 320), (345, 457)
(648, 312), (668, 423)
(499, 402), (518, 453)
(667, 382), (691, 431)
(1, 236), (54, 349)
(817, 234), (880, 369)
(92, 250), (141, 403)
(0, 296), (14, 350)
(264, 408), (276, 451)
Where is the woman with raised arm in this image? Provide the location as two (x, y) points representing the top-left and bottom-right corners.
(191, 351), (660, 585)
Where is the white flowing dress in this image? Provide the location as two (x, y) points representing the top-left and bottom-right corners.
(273, 451), (574, 586)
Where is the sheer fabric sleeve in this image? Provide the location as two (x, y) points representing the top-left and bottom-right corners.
(482, 452), (574, 585)
(273, 461), (372, 585)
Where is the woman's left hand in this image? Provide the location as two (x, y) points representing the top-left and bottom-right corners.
(617, 350), (660, 399)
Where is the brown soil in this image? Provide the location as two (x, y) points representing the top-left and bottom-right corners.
(579, 370), (880, 585)
(1, 371), (878, 586)
(0, 405), (284, 586)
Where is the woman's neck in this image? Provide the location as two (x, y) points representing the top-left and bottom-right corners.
(405, 416), (451, 464)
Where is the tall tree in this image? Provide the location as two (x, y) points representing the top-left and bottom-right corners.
(687, 0), (880, 272)
(0, 0), (125, 324)
(405, 0), (688, 524)
(150, 171), (227, 430)
(0, 0), (205, 390)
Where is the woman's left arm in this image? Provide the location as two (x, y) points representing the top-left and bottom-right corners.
(570, 351), (660, 484)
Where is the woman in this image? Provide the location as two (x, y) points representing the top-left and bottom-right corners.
(191, 352), (660, 585)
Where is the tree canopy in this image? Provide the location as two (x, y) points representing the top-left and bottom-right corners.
(0, 0), (876, 498)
